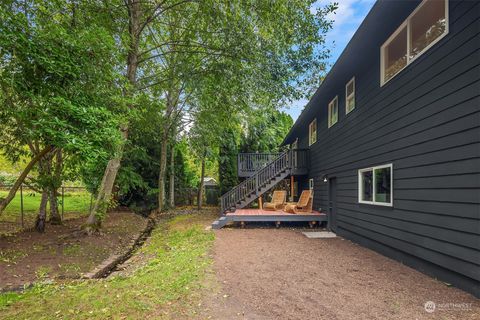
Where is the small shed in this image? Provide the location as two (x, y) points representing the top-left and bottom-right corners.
(203, 177), (220, 205)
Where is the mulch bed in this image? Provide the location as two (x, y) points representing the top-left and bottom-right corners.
(201, 228), (480, 320)
(0, 210), (147, 291)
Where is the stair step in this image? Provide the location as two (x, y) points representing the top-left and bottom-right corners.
(212, 217), (230, 229)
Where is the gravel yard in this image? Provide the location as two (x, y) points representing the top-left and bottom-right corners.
(201, 228), (479, 320)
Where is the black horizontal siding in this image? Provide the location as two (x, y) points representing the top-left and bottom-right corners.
(337, 207), (479, 251)
(336, 215), (480, 277)
(340, 227), (480, 297)
(338, 202), (479, 234)
(291, 1), (480, 296)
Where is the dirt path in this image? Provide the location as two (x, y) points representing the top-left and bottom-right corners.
(201, 228), (479, 320)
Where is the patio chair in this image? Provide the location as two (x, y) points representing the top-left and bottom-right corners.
(285, 190), (313, 214)
(263, 190), (287, 211)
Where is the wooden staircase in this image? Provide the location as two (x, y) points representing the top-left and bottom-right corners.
(219, 150), (292, 214)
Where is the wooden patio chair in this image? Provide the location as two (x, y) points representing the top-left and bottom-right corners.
(285, 190), (313, 214)
(263, 190), (287, 211)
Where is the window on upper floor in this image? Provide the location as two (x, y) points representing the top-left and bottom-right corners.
(346, 77), (355, 114)
(381, 0), (448, 86)
(358, 163), (393, 206)
(309, 119), (317, 146)
(328, 96), (338, 128)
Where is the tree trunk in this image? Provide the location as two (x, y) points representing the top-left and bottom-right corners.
(35, 190), (49, 233)
(169, 142), (175, 208)
(49, 189), (60, 224)
(84, 0), (140, 232)
(84, 123), (128, 232)
(0, 145), (53, 214)
(158, 135), (168, 212)
(197, 152), (206, 210)
(49, 149), (62, 224)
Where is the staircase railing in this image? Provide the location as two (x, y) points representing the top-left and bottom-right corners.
(220, 150), (291, 213)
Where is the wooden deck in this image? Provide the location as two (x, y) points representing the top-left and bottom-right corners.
(228, 208), (324, 216)
(212, 209), (328, 229)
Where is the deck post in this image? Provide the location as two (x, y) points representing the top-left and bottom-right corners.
(258, 195), (263, 210)
(290, 175), (294, 201)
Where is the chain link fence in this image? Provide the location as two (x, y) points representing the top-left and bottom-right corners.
(0, 185), (93, 235)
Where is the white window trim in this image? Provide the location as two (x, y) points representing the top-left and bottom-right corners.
(358, 163), (393, 207)
(328, 96), (338, 128)
(309, 178), (314, 190)
(345, 77), (355, 114)
(380, 0), (449, 86)
(309, 119), (317, 146)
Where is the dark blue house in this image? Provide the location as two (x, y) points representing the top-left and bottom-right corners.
(217, 0), (479, 297)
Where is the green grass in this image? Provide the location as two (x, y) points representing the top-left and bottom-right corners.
(0, 249), (28, 264)
(62, 244), (81, 257)
(0, 214), (215, 319)
(0, 190), (92, 224)
(59, 263), (82, 276)
(35, 266), (52, 280)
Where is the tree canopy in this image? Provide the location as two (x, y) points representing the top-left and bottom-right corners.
(0, 0), (336, 231)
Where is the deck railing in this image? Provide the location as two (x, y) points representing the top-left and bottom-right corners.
(221, 149), (309, 213)
(237, 153), (281, 177)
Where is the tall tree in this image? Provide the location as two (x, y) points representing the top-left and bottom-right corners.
(88, 0), (336, 223)
(218, 128), (240, 195)
(0, 1), (121, 220)
(240, 110), (294, 153)
(173, 139), (199, 206)
(168, 132), (176, 208)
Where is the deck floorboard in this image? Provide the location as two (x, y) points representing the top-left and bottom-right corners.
(225, 209), (327, 222)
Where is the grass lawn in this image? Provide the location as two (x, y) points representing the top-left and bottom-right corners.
(0, 213), (215, 319)
(0, 190), (92, 224)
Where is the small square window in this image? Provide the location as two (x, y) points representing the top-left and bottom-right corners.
(309, 119), (317, 146)
(328, 96), (338, 128)
(346, 77), (355, 114)
(359, 164), (393, 206)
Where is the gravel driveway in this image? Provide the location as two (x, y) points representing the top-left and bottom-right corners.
(200, 228), (479, 320)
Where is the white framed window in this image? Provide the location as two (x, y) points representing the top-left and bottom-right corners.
(381, 0), (448, 86)
(309, 119), (317, 146)
(358, 163), (393, 206)
(345, 77), (355, 114)
(309, 178), (314, 190)
(328, 96), (338, 128)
